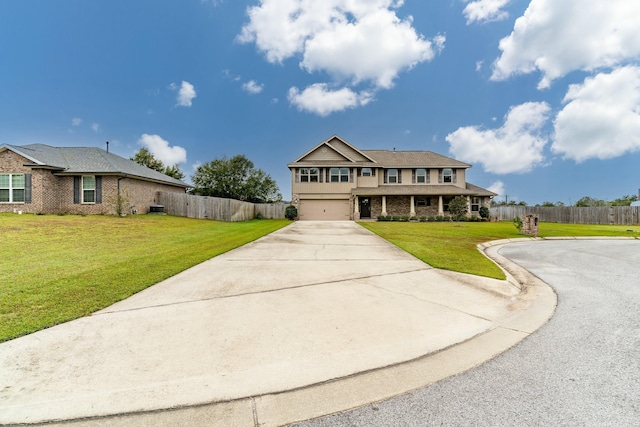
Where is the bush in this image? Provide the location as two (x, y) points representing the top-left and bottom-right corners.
(513, 216), (523, 232)
(479, 206), (490, 219)
(285, 205), (298, 220)
(255, 212), (263, 220)
(419, 216), (427, 222)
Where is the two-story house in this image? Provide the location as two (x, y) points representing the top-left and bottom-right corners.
(288, 135), (495, 220)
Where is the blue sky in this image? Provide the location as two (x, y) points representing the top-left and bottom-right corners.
(1, 0), (639, 205)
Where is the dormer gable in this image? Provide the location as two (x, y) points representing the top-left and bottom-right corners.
(289, 135), (376, 167)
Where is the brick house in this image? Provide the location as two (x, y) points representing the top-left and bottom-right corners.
(289, 135), (496, 220)
(0, 144), (189, 215)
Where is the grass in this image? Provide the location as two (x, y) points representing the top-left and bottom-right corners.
(2, 215), (638, 343)
(360, 221), (640, 280)
(0, 214), (289, 342)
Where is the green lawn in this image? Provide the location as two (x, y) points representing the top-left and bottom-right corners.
(0, 214), (289, 342)
(360, 221), (640, 280)
(2, 215), (638, 343)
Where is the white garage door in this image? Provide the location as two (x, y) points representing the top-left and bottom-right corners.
(298, 199), (350, 221)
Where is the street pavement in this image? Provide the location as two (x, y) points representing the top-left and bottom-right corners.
(293, 239), (640, 426)
(0, 222), (557, 426)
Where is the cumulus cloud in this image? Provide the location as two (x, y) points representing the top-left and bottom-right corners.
(170, 81), (197, 107)
(288, 84), (373, 116)
(242, 80), (264, 94)
(552, 66), (640, 162)
(488, 180), (505, 197)
(463, 0), (511, 25)
(446, 102), (551, 174)
(238, 0), (444, 115)
(71, 117), (82, 126)
(138, 134), (187, 165)
(91, 122), (100, 133)
(491, 0), (640, 89)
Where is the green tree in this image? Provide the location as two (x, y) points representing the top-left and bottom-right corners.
(575, 196), (606, 207)
(610, 194), (638, 206)
(130, 148), (185, 180)
(191, 154), (281, 203)
(448, 196), (469, 221)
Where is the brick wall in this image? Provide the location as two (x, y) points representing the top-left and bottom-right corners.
(1, 149), (185, 215)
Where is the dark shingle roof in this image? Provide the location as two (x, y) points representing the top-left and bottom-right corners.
(4, 144), (188, 187)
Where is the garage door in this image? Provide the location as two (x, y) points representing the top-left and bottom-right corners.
(298, 199), (350, 220)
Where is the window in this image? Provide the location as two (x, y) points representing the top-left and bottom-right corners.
(415, 196), (430, 207)
(387, 169), (398, 183)
(0, 174), (25, 203)
(300, 168), (319, 183)
(443, 196), (453, 212)
(82, 176), (96, 203)
(443, 168), (452, 183)
(471, 197), (480, 212)
(416, 168), (426, 183)
(361, 167), (372, 177)
(330, 168), (349, 183)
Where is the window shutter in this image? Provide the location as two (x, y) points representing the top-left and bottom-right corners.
(95, 176), (102, 204)
(398, 170), (402, 184)
(452, 170), (457, 184)
(350, 168), (354, 182)
(319, 168), (323, 183)
(383, 170), (388, 184)
(372, 168), (376, 177)
(357, 168), (361, 177)
(412, 170), (416, 184)
(295, 168), (300, 183)
(426, 169), (430, 183)
(25, 174), (32, 204)
(73, 176), (80, 204)
(326, 169), (330, 183)
(438, 170), (442, 183)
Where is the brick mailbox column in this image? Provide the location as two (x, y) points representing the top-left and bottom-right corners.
(522, 214), (539, 237)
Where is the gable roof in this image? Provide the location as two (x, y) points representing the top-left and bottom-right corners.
(1, 144), (189, 188)
(289, 135), (377, 166)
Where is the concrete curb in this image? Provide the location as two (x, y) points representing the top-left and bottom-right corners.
(34, 238), (560, 427)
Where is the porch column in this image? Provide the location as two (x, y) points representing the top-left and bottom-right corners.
(354, 196), (359, 214)
(467, 196), (471, 215)
(438, 196), (444, 215)
(382, 196), (387, 216)
(410, 196), (416, 217)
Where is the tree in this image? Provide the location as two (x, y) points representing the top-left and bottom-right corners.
(191, 154), (281, 203)
(575, 196), (606, 207)
(448, 196), (469, 221)
(610, 194), (638, 206)
(130, 148), (185, 180)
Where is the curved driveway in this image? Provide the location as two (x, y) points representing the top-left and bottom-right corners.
(295, 239), (640, 426)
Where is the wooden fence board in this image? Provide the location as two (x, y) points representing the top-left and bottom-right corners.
(491, 206), (640, 225)
(157, 192), (287, 221)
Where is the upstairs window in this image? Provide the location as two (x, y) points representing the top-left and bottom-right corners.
(443, 168), (452, 183)
(387, 169), (398, 183)
(82, 176), (96, 204)
(330, 167), (349, 183)
(0, 174), (25, 203)
(415, 168), (426, 183)
(300, 168), (319, 183)
(361, 167), (372, 177)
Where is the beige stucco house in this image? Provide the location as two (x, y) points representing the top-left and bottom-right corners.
(288, 135), (496, 220)
(0, 143), (189, 215)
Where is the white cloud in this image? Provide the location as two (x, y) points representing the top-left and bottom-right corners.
(492, 0), (640, 89)
(71, 117), (82, 126)
(170, 81), (197, 107)
(242, 80), (264, 94)
(91, 122), (100, 133)
(238, 0), (444, 114)
(288, 84), (373, 117)
(552, 66), (640, 162)
(463, 0), (510, 25)
(488, 180), (505, 197)
(138, 134), (187, 165)
(446, 101), (551, 174)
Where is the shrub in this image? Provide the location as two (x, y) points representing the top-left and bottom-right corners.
(479, 206), (490, 219)
(255, 212), (263, 220)
(513, 216), (523, 232)
(285, 205), (298, 220)
(427, 216), (436, 222)
(419, 216), (427, 222)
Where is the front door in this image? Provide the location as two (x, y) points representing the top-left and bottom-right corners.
(359, 197), (371, 218)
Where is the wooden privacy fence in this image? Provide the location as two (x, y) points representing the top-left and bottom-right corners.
(491, 206), (640, 225)
(157, 192), (287, 221)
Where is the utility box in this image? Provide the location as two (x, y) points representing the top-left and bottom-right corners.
(522, 214), (539, 237)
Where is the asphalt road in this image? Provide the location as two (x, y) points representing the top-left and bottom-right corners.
(292, 239), (640, 427)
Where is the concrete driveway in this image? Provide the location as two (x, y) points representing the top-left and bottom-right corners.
(0, 221), (554, 426)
